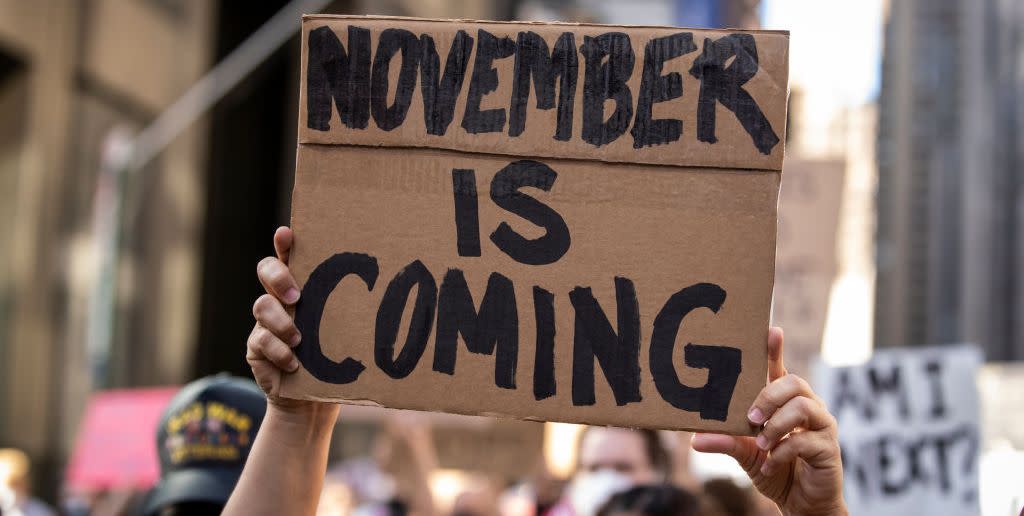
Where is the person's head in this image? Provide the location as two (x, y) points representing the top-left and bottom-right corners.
(699, 478), (754, 516)
(596, 485), (700, 516)
(154, 501), (225, 516)
(576, 427), (670, 485)
(140, 375), (266, 516)
(0, 448), (30, 497)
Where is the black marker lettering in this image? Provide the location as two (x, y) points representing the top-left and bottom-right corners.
(569, 278), (642, 406)
(649, 283), (741, 421)
(306, 25), (371, 131)
(533, 286), (556, 400)
(371, 28), (421, 131)
(831, 370), (863, 420)
(294, 253), (379, 384)
(451, 169), (481, 257)
(509, 31), (578, 141)
(462, 29), (516, 134)
(631, 33), (696, 148)
(923, 360), (947, 418)
(689, 34), (779, 155)
(374, 260), (437, 379)
(580, 32), (635, 146)
(420, 30), (473, 135)
(490, 160), (570, 265)
(877, 436), (911, 495)
(868, 365), (910, 419)
(434, 270), (519, 389)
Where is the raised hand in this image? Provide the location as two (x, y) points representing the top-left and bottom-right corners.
(246, 226), (315, 410)
(691, 327), (847, 516)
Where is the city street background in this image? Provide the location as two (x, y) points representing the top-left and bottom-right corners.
(0, 0), (1022, 515)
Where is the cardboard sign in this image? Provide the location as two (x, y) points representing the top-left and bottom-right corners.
(813, 346), (982, 515)
(282, 15), (789, 434)
(772, 159), (845, 376)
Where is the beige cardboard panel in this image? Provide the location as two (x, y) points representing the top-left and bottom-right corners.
(280, 144), (778, 434)
(298, 15), (789, 171)
(772, 159), (845, 377)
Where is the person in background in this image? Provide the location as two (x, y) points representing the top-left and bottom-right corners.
(224, 226), (848, 516)
(139, 375), (266, 516)
(596, 485), (700, 516)
(547, 427), (673, 516)
(0, 448), (54, 516)
(698, 479), (755, 516)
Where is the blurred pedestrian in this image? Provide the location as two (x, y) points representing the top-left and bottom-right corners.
(699, 479), (754, 516)
(225, 226), (848, 516)
(0, 448), (54, 516)
(139, 375), (265, 516)
(550, 427), (673, 516)
(596, 485), (699, 516)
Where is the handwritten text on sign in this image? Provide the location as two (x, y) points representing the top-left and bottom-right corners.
(297, 158), (744, 420)
(282, 17), (788, 434)
(814, 346), (982, 516)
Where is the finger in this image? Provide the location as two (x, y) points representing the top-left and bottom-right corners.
(747, 373), (817, 426)
(247, 324), (299, 372)
(274, 226), (294, 264)
(257, 256), (300, 305)
(756, 396), (836, 451)
(252, 294), (301, 345)
(760, 431), (837, 476)
(767, 326), (786, 381)
(691, 433), (765, 478)
(249, 359), (281, 396)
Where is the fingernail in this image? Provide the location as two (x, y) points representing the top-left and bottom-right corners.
(748, 407), (765, 425)
(756, 435), (770, 451)
(760, 462), (772, 475)
(284, 288), (300, 304)
(288, 359), (300, 372)
(290, 333), (302, 347)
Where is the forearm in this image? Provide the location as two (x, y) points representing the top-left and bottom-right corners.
(224, 403), (340, 516)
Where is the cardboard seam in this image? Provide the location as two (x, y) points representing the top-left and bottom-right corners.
(295, 142), (786, 174)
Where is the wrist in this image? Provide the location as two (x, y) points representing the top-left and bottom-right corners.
(264, 399), (339, 445)
(782, 501), (848, 516)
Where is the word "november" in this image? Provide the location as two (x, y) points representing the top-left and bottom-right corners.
(306, 26), (781, 154)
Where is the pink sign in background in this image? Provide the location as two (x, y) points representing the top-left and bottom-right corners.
(65, 387), (179, 491)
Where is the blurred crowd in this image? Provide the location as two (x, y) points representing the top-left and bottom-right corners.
(0, 376), (776, 516)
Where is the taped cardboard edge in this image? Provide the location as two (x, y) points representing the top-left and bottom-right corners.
(295, 141), (788, 175)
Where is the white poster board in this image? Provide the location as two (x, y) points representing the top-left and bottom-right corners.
(813, 346), (982, 516)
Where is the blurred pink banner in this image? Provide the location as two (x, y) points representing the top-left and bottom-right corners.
(65, 387), (179, 491)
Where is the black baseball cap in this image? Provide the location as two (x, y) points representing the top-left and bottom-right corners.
(141, 375), (266, 516)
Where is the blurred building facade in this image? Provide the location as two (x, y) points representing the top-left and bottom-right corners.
(0, 0), (217, 497)
(0, 0), (537, 500)
(875, 0), (1024, 360)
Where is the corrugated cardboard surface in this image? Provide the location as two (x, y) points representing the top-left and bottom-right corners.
(283, 16), (788, 435)
(773, 159), (845, 377)
(298, 15), (788, 171)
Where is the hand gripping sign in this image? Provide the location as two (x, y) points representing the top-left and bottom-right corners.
(281, 16), (789, 435)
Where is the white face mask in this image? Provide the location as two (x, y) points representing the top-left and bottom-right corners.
(567, 469), (633, 516)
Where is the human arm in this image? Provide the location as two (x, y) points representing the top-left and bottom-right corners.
(223, 226), (341, 516)
(379, 414), (438, 516)
(691, 327), (847, 516)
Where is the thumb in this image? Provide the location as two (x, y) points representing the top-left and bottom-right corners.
(274, 226), (294, 265)
(691, 433), (763, 477)
(767, 326), (787, 382)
